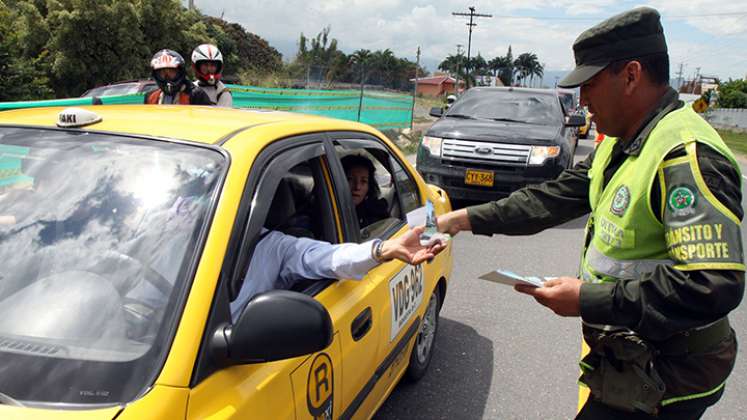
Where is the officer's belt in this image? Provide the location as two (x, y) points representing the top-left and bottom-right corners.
(584, 317), (731, 356)
(652, 317), (731, 356)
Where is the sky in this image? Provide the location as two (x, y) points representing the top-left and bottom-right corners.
(190, 0), (747, 82)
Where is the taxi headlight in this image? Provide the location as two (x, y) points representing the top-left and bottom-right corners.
(528, 146), (561, 165)
(421, 136), (443, 157)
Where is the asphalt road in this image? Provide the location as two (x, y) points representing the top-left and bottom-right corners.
(376, 137), (747, 419)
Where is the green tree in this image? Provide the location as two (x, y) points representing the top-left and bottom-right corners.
(717, 79), (747, 109)
(46, 0), (147, 97)
(0, 1), (53, 100)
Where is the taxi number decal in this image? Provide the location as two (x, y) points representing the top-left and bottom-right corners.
(389, 264), (424, 341)
(307, 352), (334, 420)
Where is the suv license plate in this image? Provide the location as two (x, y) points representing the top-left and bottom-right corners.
(465, 169), (494, 187)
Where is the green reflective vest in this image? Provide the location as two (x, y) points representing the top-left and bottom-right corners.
(581, 105), (743, 287)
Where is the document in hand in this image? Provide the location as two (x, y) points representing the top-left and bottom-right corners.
(406, 201), (451, 246)
(478, 270), (549, 288)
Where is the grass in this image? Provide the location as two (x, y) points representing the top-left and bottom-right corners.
(717, 129), (747, 157)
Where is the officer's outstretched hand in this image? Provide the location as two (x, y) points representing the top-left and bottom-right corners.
(514, 277), (583, 317)
(436, 208), (471, 236)
(381, 226), (447, 265)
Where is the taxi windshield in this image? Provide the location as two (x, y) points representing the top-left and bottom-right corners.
(0, 127), (225, 406)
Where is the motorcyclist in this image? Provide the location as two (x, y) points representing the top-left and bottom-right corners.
(191, 44), (233, 107)
(145, 49), (212, 105)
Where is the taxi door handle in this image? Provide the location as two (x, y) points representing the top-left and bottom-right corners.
(351, 307), (372, 341)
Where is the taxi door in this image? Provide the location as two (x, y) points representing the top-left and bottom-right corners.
(186, 136), (349, 420)
(324, 134), (427, 418)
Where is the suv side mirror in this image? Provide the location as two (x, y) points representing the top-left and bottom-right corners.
(429, 107), (443, 118)
(212, 290), (333, 364)
(565, 114), (585, 127)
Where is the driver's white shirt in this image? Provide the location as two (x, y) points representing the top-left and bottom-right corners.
(229, 229), (378, 321)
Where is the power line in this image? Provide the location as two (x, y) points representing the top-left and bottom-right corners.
(452, 6), (492, 88)
(486, 11), (747, 21)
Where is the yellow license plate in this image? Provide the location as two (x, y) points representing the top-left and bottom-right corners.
(464, 169), (494, 187)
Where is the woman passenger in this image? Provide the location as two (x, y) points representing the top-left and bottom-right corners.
(341, 155), (389, 228)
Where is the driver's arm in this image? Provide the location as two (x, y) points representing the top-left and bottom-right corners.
(230, 230), (378, 321)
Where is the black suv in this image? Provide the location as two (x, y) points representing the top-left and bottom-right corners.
(416, 87), (584, 202)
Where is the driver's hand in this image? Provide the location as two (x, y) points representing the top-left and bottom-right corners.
(381, 226), (447, 265)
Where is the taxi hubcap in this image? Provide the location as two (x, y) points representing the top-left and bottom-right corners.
(415, 292), (438, 364)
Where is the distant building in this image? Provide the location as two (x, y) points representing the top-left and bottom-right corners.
(410, 75), (465, 97)
(679, 75), (719, 95)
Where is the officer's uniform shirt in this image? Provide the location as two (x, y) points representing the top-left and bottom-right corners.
(466, 87), (744, 339)
(229, 230), (378, 321)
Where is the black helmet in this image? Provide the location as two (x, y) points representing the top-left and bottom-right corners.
(150, 49), (187, 96)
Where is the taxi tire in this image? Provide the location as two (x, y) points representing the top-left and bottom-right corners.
(404, 290), (440, 382)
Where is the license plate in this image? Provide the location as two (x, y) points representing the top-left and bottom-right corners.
(465, 169), (494, 187)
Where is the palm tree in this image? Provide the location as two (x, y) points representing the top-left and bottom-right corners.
(514, 53), (540, 87)
(489, 55), (513, 86)
(349, 49), (371, 84)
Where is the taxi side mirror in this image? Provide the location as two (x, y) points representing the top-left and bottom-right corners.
(212, 290), (333, 364)
(429, 107), (443, 118)
(565, 114), (585, 127)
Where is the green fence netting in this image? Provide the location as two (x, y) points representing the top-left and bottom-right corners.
(0, 84), (414, 130)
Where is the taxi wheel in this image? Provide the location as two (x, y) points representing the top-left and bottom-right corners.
(405, 290), (440, 382)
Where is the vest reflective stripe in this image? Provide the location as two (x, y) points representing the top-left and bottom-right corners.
(582, 244), (675, 282)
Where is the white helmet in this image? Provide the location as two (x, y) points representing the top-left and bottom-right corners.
(191, 44), (224, 85)
(446, 94), (457, 104)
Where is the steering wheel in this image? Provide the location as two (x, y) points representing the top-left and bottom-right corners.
(87, 250), (173, 296)
(86, 251), (173, 342)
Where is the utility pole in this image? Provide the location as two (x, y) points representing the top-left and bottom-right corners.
(675, 62), (684, 91)
(188, 0), (195, 10)
(455, 44), (464, 94)
(692, 67), (701, 94)
(410, 46), (421, 131)
(452, 6), (492, 89)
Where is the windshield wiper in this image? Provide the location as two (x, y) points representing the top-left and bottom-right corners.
(445, 113), (475, 119)
(0, 391), (24, 407)
(489, 117), (527, 123)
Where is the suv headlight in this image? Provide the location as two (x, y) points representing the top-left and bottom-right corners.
(528, 146), (560, 165)
(421, 136), (443, 157)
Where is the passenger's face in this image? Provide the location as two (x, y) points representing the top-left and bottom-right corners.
(156, 68), (178, 81)
(198, 62), (218, 75)
(346, 166), (369, 206)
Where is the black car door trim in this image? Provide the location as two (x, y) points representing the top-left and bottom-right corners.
(339, 316), (421, 420)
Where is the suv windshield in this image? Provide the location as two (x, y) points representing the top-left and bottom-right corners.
(0, 127), (225, 406)
(446, 89), (562, 125)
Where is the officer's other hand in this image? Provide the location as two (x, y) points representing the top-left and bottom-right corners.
(436, 208), (471, 236)
(382, 226), (447, 265)
(514, 277), (582, 317)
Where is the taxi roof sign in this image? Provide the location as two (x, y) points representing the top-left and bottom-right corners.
(57, 108), (102, 128)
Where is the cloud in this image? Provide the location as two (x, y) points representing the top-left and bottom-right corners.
(193, 0), (746, 79)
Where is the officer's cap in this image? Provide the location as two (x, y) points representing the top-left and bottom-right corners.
(558, 7), (667, 88)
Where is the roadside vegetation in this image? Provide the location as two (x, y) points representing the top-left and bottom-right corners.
(717, 129), (747, 157)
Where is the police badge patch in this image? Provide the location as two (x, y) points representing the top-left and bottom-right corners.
(668, 185), (697, 217)
(610, 185), (631, 216)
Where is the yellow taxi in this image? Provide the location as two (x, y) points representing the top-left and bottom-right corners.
(0, 105), (453, 419)
(577, 108), (592, 139)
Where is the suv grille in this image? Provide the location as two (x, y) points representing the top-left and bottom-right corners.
(441, 139), (531, 166)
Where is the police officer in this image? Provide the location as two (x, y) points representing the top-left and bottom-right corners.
(437, 7), (743, 419)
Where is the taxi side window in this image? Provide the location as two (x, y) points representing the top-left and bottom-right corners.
(389, 156), (420, 216)
(263, 160), (331, 241)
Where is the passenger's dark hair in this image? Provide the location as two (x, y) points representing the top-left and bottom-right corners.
(341, 154), (380, 200)
(608, 53), (669, 86)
